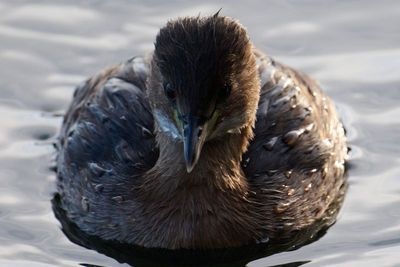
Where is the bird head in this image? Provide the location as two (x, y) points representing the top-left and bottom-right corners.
(148, 14), (260, 172)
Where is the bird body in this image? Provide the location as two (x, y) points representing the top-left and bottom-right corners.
(56, 15), (347, 250)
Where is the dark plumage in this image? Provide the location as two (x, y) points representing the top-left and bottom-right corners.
(56, 15), (347, 250)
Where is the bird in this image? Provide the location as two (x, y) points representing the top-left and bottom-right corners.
(55, 14), (347, 250)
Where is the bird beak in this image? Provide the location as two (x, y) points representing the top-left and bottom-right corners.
(182, 115), (208, 173)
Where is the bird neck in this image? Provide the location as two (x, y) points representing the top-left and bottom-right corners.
(139, 124), (262, 248)
(144, 124), (254, 196)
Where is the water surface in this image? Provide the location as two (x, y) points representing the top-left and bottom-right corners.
(1, 1), (399, 266)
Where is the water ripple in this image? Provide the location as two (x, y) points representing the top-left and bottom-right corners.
(0, 1), (399, 267)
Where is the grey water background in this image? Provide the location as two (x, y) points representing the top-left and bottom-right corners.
(0, 0), (399, 266)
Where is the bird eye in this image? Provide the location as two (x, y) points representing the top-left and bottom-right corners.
(218, 83), (231, 101)
(164, 83), (176, 100)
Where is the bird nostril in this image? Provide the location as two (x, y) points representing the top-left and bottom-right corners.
(197, 127), (203, 138)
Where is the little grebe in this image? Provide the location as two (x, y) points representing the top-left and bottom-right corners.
(56, 14), (347, 249)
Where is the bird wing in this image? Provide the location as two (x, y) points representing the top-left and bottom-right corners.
(243, 53), (345, 179)
(242, 53), (347, 236)
(56, 57), (159, 239)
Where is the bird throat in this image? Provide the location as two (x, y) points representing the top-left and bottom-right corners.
(145, 123), (253, 192)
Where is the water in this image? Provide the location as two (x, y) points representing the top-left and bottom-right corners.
(1, 0), (399, 266)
